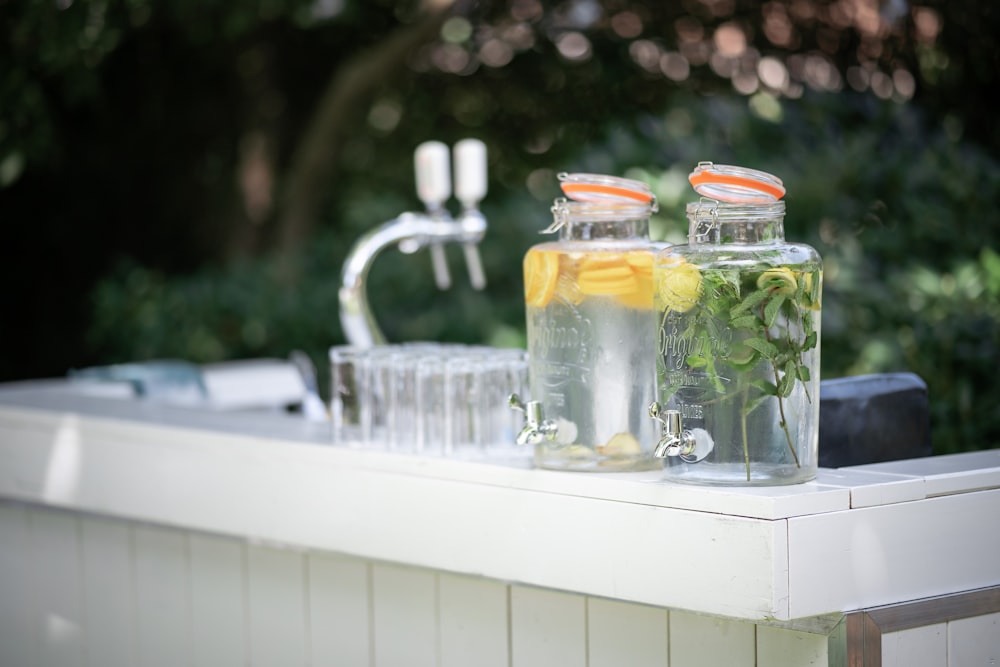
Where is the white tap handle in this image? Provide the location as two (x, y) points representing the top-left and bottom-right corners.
(430, 244), (451, 289)
(414, 141), (451, 210)
(453, 138), (487, 208)
(462, 243), (486, 290)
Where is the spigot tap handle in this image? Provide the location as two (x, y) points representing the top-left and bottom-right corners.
(454, 139), (488, 290)
(414, 141), (451, 211)
(415, 141), (453, 288)
(430, 244), (451, 290)
(453, 139), (487, 209)
(462, 243), (486, 290)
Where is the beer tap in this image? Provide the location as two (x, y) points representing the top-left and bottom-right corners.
(339, 139), (489, 347)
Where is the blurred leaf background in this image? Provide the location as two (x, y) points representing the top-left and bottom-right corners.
(2, 0), (998, 454)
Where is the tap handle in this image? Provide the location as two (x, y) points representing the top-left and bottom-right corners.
(462, 243), (486, 290)
(430, 244), (451, 290)
(415, 141), (451, 211)
(453, 138), (487, 209)
(454, 139), (488, 290)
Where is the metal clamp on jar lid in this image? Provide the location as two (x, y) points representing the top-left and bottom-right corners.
(688, 162), (785, 203)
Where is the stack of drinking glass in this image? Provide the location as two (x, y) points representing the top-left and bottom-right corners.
(329, 343), (530, 460)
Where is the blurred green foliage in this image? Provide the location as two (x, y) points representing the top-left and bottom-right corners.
(85, 91), (1000, 454)
(3, 0), (999, 455)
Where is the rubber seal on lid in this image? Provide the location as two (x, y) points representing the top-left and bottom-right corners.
(688, 162), (785, 203)
(559, 172), (654, 204)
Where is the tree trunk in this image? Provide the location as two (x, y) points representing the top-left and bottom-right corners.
(274, 4), (455, 265)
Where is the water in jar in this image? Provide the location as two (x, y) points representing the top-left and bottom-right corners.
(525, 243), (660, 471)
(655, 253), (822, 485)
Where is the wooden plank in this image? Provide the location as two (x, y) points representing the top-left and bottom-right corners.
(189, 533), (246, 667)
(0, 392), (853, 520)
(438, 573), (509, 667)
(947, 611), (1000, 666)
(0, 502), (38, 667)
(8, 424), (787, 618)
(845, 612), (865, 667)
(510, 586), (586, 667)
(867, 587), (1000, 633)
(864, 611), (883, 667)
(133, 524), (191, 667)
(756, 624), (828, 667)
(371, 563), (438, 667)
(815, 469), (926, 509)
(0, 397), (806, 619)
(80, 516), (136, 667)
(587, 597), (667, 667)
(669, 611), (755, 667)
(246, 542), (308, 667)
(787, 491), (1000, 619)
(307, 552), (372, 666)
(30, 507), (85, 667)
(880, 624), (946, 667)
(5, 390), (999, 623)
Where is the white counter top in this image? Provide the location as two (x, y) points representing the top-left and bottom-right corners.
(1, 380), (998, 622)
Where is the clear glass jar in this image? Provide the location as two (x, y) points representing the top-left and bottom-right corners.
(521, 173), (665, 471)
(651, 163), (822, 485)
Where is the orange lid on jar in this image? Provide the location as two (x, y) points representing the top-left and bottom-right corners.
(688, 162), (785, 203)
(559, 172), (655, 205)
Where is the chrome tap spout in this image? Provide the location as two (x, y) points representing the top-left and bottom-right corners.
(648, 402), (714, 462)
(339, 210), (487, 347)
(509, 393), (558, 446)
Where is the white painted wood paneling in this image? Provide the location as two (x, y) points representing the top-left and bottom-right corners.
(0, 502), (37, 667)
(587, 597), (668, 667)
(246, 542), (308, 667)
(0, 387), (841, 623)
(510, 586), (586, 667)
(133, 524), (191, 667)
(371, 563), (438, 667)
(3, 384), (1000, 629)
(80, 515), (136, 667)
(880, 624), (946, 667)
(947, 611), (1000, 667)
(189, 533), (246, 667)
(787, 490), (1000, 618)
(438, 573), (509, 667)
(756, 624), (828, 667)
(30, 507), (85, 667)
(669, 611), (755, 667)
(308, 553), (372, 666)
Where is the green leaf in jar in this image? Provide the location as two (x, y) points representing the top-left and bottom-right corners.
(730, 289), (769, 317)
(779, 360), (797, 397)
(730, 314), (759, 330)
(686, 355), (708, 368)
(764, 294), (787, 328)
(745, 337), (779, 359)
(752, 379), (779, 396)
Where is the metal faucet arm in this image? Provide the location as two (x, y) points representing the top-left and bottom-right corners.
(338, 210), (489, 348)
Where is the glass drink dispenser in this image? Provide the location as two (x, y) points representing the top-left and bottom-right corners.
(650, 163), (822, 485)
(511, 173), (664, 471)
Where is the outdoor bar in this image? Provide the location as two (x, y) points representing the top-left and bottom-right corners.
(7, 1), (1000, 665)
(3, 151), (1000, 667)
(1, 377), (998, 666)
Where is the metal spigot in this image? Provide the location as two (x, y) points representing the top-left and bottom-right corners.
(648, 402), (714, 462)
(508, 393), (559, 446)
(339, 139), (489, 347)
